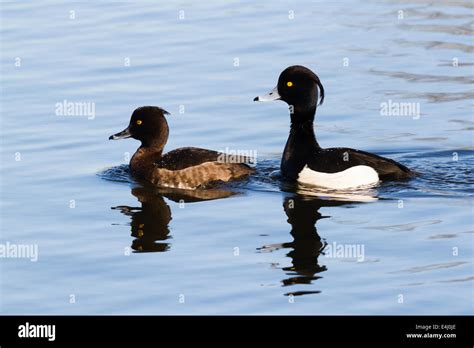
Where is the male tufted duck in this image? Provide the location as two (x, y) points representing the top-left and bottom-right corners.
(254, 65), (414, 189)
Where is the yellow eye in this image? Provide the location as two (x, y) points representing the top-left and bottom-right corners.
(136, 120), (142, 125)
(287, 81), (293, 87)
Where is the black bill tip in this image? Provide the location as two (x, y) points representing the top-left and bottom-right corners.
(253, 96), (259, 102)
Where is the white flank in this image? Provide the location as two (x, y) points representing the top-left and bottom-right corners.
(297, 165), (379, 189)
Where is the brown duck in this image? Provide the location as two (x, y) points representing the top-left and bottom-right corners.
(109, 106), (254, 189)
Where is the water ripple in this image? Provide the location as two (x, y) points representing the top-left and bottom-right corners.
(391, 261), (468, 274)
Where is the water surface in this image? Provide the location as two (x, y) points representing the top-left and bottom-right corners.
(0, 0), (473, 314)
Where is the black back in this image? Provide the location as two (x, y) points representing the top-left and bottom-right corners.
(307, 147), (414, 180)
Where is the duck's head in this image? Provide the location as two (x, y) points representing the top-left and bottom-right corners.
(109, 106), (170, 148)
(254, 65), (324, 118)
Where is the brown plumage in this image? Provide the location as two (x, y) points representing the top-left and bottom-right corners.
(110, 106), (254, 189)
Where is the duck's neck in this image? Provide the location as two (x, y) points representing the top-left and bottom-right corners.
(281, 107), (320, 179)
(130, 143), (164, 178)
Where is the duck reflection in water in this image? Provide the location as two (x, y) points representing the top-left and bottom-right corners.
(260, 195), (349, 297)
(112, 186), (235, 253)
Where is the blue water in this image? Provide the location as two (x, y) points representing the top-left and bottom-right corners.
(0, 0), (472, 314)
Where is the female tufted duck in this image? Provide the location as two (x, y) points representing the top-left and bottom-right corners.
(109, 106), (254, 189)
